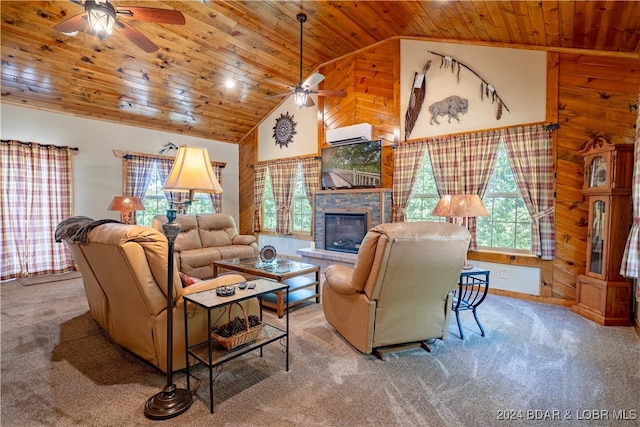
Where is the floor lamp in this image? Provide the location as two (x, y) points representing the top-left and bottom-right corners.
(144, 145), (223, 420)
(432, 194), (489, 270)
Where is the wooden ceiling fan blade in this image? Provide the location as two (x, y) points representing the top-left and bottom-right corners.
(118, 20), (158, 52)
(302, 73), (324, 88)
(263, 78), (294, 90)
(265, 92), (291, 100)
(116, 7), (186, 25)
(313, 90), (347, 97)
(53, 13), (88, 33)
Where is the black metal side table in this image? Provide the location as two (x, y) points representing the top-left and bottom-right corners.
(452, 267), (490, 339)
(183, 279), (289, 414)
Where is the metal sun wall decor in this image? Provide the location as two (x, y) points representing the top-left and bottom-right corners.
(273, 112), (297, 148)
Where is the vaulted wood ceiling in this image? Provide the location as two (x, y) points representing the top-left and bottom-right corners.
(2, 1), (639, 145)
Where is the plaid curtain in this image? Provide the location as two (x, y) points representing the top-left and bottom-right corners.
(392, 141), (427, 222)
(620, 92), (640, 291)
(124, 155), (155, 223)
(1, 140), (74, 280)
(253, 164), (267, 232)
(502, 124), (556, 259)
(207, 164), (223, 213)
(299, 157), (321, 206)
(427, 130), (501, 250)
(269, 159), (298, 235)
(156, 157), (189, 211)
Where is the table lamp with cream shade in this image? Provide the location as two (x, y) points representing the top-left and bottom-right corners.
(432, 194), (489, 270)
(144, 145), (223, 420)
(107, 195), (145, 224)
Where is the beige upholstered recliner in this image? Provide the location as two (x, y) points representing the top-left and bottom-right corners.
(322, 221), (471, 358)
(56, 217), (258, 372)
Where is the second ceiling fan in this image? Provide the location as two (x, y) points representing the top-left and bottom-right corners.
(53, 0), (185, 53)
(266, 13), (346, 108)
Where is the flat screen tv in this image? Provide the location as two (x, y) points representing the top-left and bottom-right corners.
(321, 139), (381, 190)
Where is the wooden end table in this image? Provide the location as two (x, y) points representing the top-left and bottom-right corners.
(212, 257), (320, 317)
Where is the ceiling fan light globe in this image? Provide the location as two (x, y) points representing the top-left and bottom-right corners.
(86, 1), (116, 39)
(294, 91), (307, 108)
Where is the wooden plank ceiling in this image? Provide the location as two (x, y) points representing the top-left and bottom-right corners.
(2, 1), (639, 145)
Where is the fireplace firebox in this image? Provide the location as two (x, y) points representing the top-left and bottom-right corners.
(324, 212), (368, 254)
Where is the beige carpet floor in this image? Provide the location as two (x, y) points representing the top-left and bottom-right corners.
(15, 270), (82, 286)
(1, 277), (639, 426)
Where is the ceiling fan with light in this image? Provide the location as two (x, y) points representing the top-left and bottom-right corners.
(53, 0), (185, 53)
(266, 13), (346, 108)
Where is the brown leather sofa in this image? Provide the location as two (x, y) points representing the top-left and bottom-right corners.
(57, 217), (259, 372)
(322, 221), (471, 357)
(152, 213), (259, 279)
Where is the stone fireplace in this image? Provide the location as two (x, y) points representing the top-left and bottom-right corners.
(297, 189), (392, 272)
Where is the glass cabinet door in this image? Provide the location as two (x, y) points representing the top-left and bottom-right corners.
(587, 156), (607, 188)
(588, 199), (606, 275)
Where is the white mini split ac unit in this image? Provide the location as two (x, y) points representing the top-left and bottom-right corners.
(326, 123), (372, 146)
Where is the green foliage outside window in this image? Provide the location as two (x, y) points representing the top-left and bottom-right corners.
(135, 163), (213, 227)
(406, 151), (445, 222)
(407, 143), (531, 253)
(477, 143), (531, 251)
(261, 170), (277, 230)
(261, 165), (312, 233)
(291, 165), (312, 232)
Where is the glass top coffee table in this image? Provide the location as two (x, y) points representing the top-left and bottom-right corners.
(212, 257), (320, 317)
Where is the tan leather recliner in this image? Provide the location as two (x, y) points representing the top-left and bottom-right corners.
(57, 218), (258, 372)
(151, 213), (259, 279)
(322, 221), (471, 356)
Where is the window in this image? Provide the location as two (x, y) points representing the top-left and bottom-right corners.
(291, 164), (312, 233)
(406, 150), (444, 222)
(477, 142), (531, 251)
(261, 169), (277, 231)
(407, 142), (531, 253)
(135, 162), (213, 227)
(1, 141), (75, 279)
(260, 163), (312, 233)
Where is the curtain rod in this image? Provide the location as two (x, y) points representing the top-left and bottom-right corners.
(1, 139), (79, 152)
(394, 122), (560, 148)
(113, 149), (226, 168)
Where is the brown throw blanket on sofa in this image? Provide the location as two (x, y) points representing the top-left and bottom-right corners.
(55, 216), (122, 245)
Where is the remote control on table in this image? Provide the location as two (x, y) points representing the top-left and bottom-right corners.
(237, 282), (247, 289)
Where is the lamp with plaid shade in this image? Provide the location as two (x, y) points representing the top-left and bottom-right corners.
(107, 195), (144, 224)
(432, 194), (489, 269)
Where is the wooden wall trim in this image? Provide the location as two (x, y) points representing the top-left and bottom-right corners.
(395, 35), (640, 59)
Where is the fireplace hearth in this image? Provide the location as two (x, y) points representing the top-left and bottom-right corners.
(324, 212), (368, 254)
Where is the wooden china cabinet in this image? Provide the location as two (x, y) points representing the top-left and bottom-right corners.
(572, 134), (634, 326)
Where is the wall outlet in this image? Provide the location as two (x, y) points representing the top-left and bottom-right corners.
(500, 267), (508, 279)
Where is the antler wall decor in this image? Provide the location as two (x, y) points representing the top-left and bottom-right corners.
(428, 51), (510, 120)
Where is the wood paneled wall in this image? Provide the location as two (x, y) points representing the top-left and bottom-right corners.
(319, 39), (400, 189)
(240, 39), (639, 304)
(238, 128), (258, 235)
(553, 53), (639, 300)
